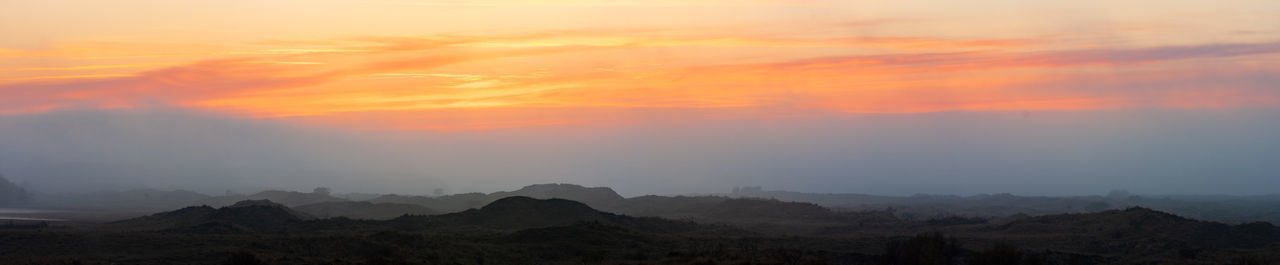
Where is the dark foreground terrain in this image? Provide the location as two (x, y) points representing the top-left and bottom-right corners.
(2, 185), (1280, 265)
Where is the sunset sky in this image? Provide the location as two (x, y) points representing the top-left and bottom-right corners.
(2, 0), (1278, 195)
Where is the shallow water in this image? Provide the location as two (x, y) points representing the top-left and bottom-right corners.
(0, 208), (68, 221)
(0, 216), (65, 221)
(0, 208), (60, 214)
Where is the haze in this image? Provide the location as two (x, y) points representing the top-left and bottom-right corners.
(1, 0), (1278, 197)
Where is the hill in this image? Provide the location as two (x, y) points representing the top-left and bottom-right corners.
(999, 207), (1280, 248)
(7, 194), (1280, 264)
(733, 187), (1280, 224)
(111, 200), (314, 233)
(294, 201), (437, 220)
(387, 196), (729, 234)
(0, 175), (27, 206)
(369, 183), (625, 213)
(390, 196), (625, 231)
(971, 207), (1280, 264)
(613, 196), (840, 221)
(199, 190), (348, 207)
(491, 183), (626, 210)
(368, 192), (490, 213)
(431, 196), (610, 229)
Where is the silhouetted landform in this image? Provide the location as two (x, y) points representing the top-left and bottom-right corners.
(0, 175), (28, 206)
(996, 207), (1280, 249)
(385, 196), (735, 235)
(5, 183), (1280, 264)
(16, 183), (1280, 226)
(22, 187), (349, 216)
(294, 201), (437, 220)
(4, 191), (1280, 264)
(410, 196), (623, 230)
(199, 189), (349, 208)
(368, 183), (626, 213)
(110, 200), (313, 233)
(730, 187), (1280, 224)
(490, 184), (627, 209)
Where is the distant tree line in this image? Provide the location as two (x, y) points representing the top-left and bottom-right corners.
(0, 174), (28, 206)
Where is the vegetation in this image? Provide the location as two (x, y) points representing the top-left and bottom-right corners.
(0, 174), (27, 206)
(3, 184), (1280, 264)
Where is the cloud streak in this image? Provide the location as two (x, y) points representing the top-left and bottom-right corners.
(2, 30), (1278, 130)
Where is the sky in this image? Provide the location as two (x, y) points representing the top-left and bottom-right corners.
(1, 0), (1278, 196)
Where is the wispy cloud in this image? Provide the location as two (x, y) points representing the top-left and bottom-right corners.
(389, 0), (825, 7)
(2, 27), (1278, 130)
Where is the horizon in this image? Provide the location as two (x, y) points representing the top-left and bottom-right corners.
(10, 179), (1280, 199)
(3, 0), (1279, 197)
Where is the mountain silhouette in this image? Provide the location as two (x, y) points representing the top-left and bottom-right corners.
(393, 196), (619, 231)
(999, 207), (1280, 249)
(112, 200), (313, 233)
(386, 196), (731, 234)
(0, 175), (27, 206)
(200, 190), (348, 207)
(369, 183), (625, 213)
(294, 201), (437, 220)
(493, 183), (626, 210)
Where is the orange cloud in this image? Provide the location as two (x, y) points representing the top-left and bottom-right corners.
(2, 29), (1278, 131)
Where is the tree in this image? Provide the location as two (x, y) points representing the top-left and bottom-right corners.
(880, 233), (961, 265)
(313, 187), (331, 196)
(0, 174), (27, 206)
(223, 251), (262, 265)
(966, 243), (1021, 265)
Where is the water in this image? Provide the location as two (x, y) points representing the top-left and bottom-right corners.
(0, 208), (67, 221)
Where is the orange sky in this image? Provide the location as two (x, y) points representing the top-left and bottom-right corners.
(3, 0), (1278, 130)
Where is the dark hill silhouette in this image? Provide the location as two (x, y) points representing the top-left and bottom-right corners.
(704, 198), (836, 220)
(493, 183), (626, 210)
(505, 221), (651, 252)
(0, 175), (27, 206)
(9, 184), (1280, 264)
(112, 200), (313, 233)
(611, 196), (841, 222)
(388, 196), (736, 234)
(369, 192), (490, 213)
(200, 190), (348, 207)
(294, 201), (437, 220)
(394, 196), (621, 231)
(999, 207), (1280, 249)
(369, 183), (625, 213)
(362, 184), (896, 236)
(610, 195), (728, 218)
(734, 188), (1280, 225)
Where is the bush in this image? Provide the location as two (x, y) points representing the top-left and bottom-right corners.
(880, 233), (961, 265)
(224, 252), (262, 265)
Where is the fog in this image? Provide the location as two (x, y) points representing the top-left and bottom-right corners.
(1, 107), (1278, 197)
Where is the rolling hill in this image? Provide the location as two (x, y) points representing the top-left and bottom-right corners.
(111, 200), (313, 233)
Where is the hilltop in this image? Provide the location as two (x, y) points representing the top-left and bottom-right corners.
(294, 201), (437, 220)
(199, 189), (348, 207)
(111, 200), (313, 233)
(997, 207), (1280, 248)
(0, 175), (27, 206)
(6, 189), (1280, 264)
(388, 196), (725, 234)
(369, 183), (625, 213)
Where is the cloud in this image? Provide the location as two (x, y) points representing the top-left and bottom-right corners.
(0, 59), (330, 113)
(776, 41), (1280, 70)
(2, 31), (1278, 131)
(389, 0), (826, 7)
(0, 40), (603, 114)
